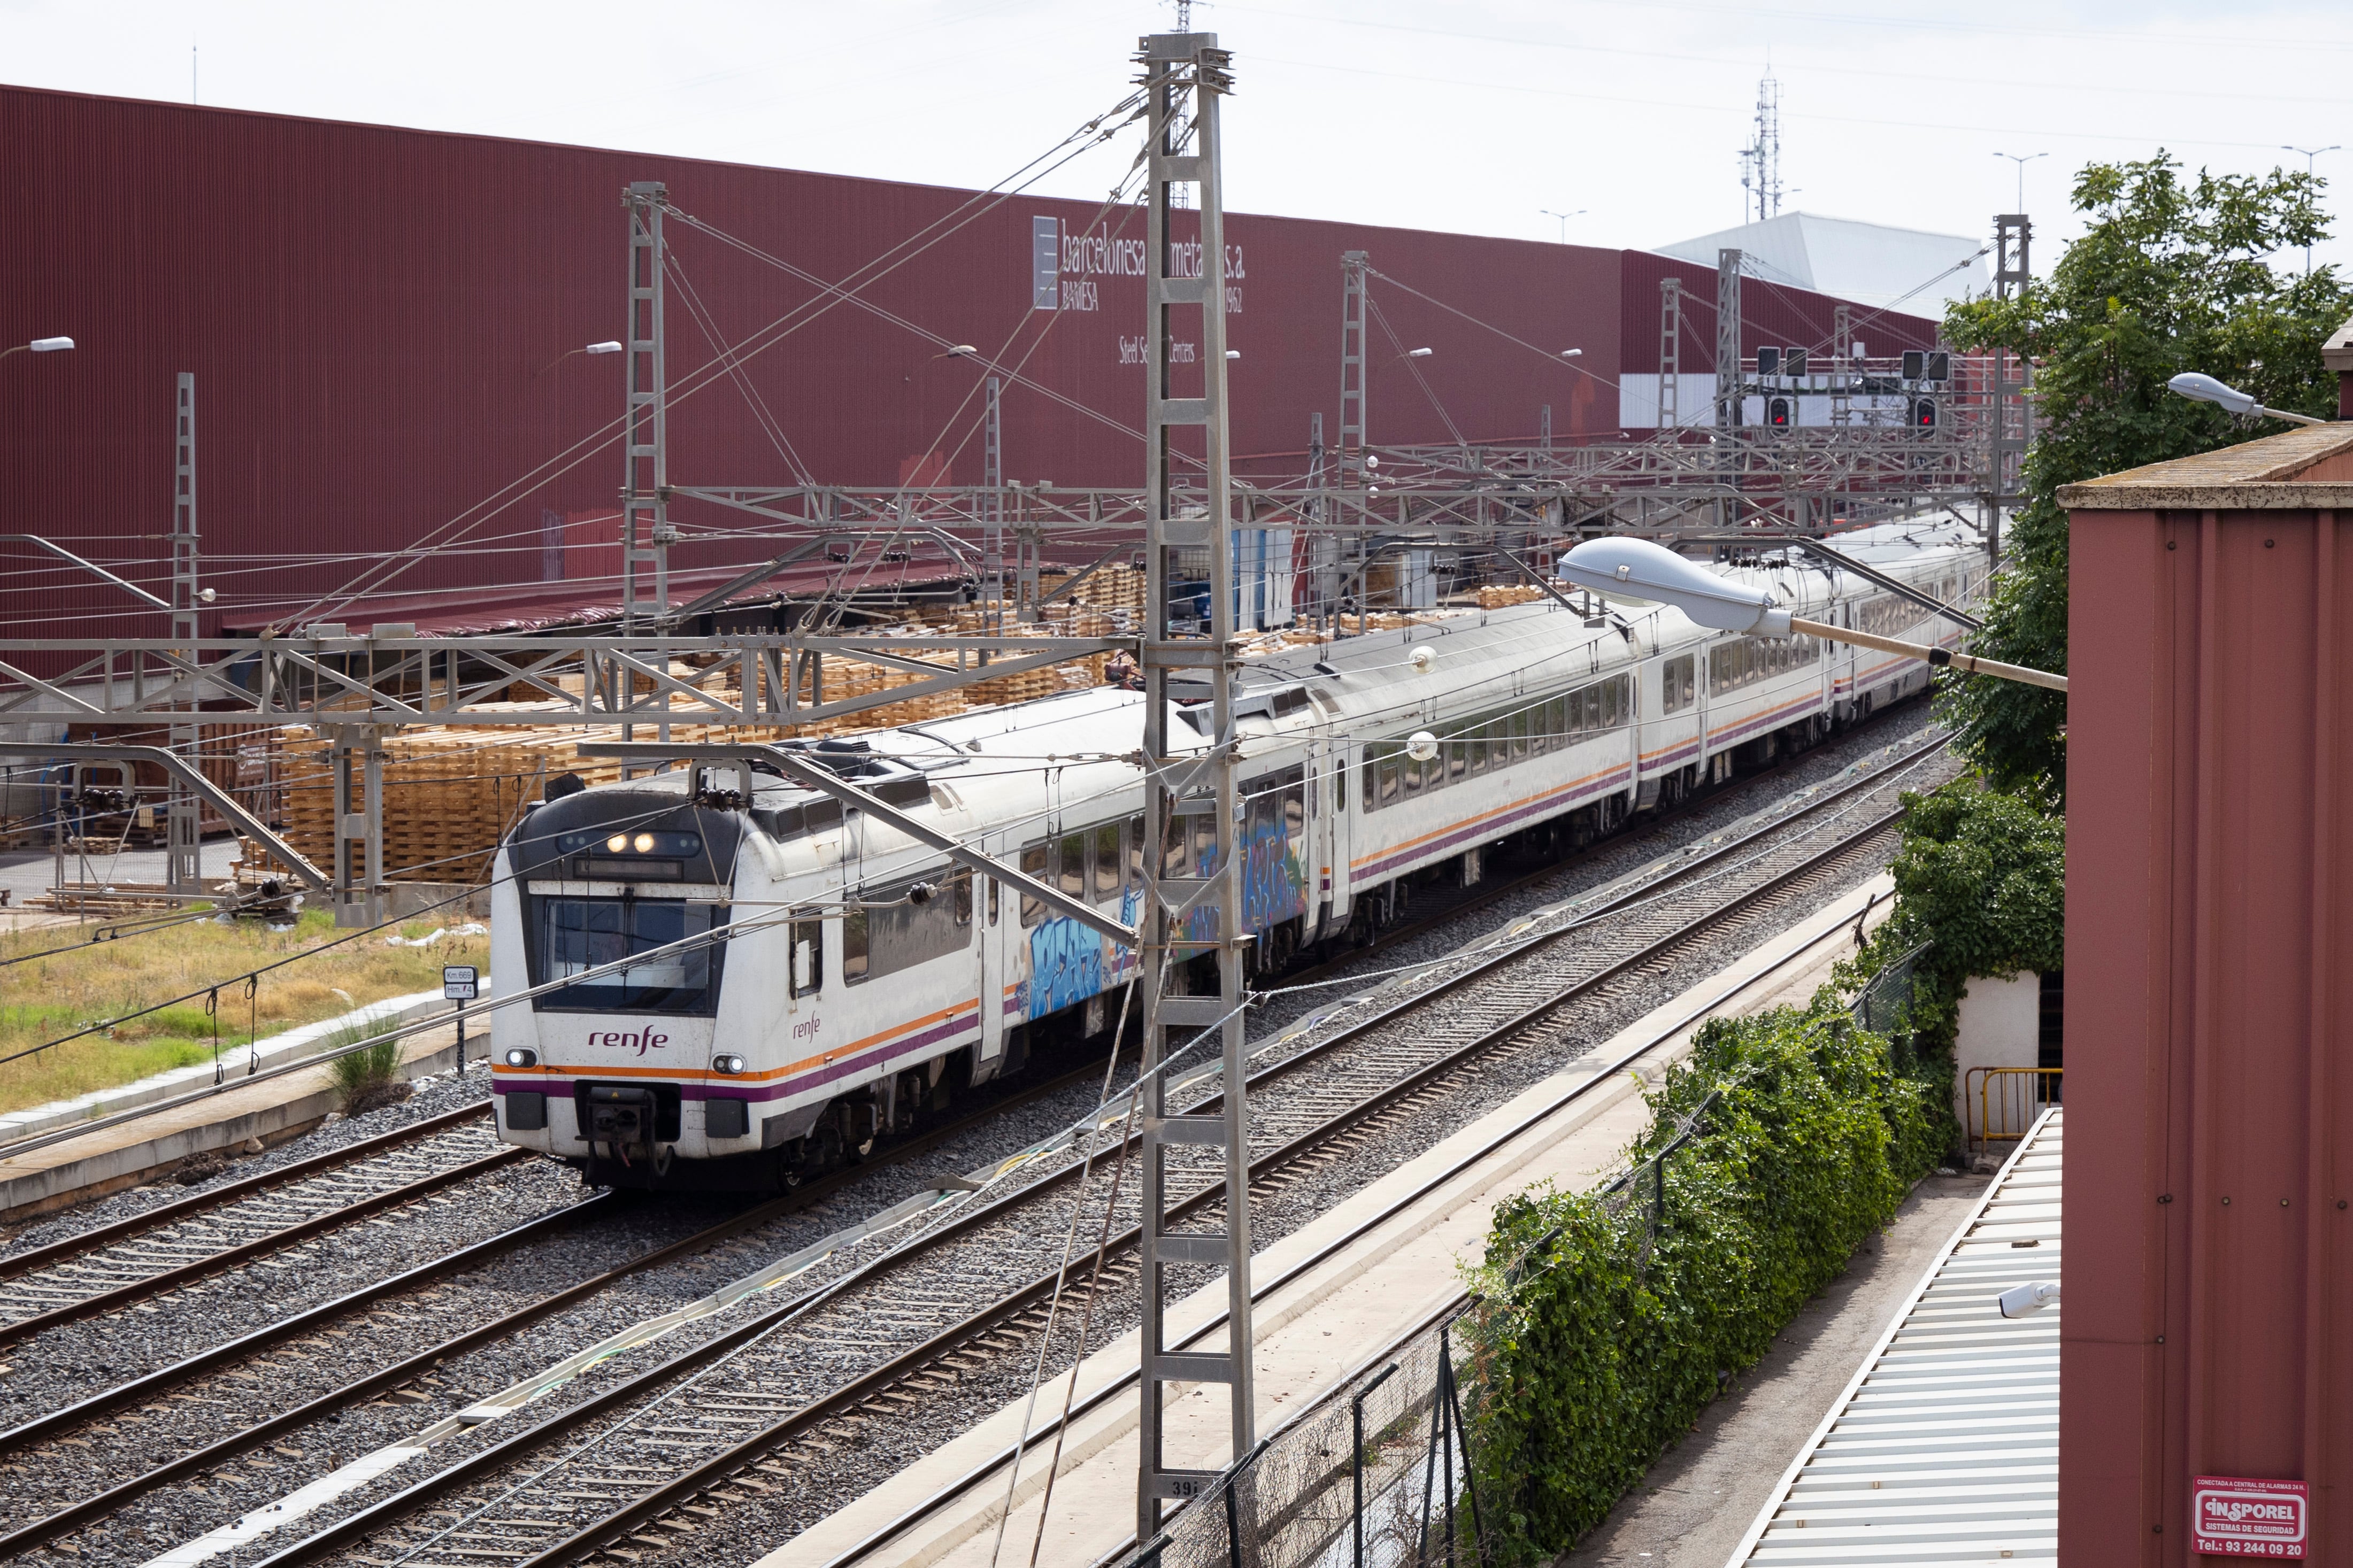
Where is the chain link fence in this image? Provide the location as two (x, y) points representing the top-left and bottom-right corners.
(1848, 939), (1928, 1070)
(1105, 1304), (1490, 1568)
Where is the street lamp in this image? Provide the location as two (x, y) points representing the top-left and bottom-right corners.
(535, 339), (624, 376)
(1556, 536), (2069, 692)
(1991, 151), (2047, 213)
(0, 336), (75, 363)
(1403, 347), (1433, 360)
(2169, 372), (2326, 427)
(2283, 146), (2340, 274)
(1998, 1280), (2061, 1318)
(1560, 348), (1583, 359)
(1540, 208), (1586, 244)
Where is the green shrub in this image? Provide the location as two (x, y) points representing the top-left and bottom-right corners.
(325, 1019), (406, 1113)
(1460, 999), (1942, 1561)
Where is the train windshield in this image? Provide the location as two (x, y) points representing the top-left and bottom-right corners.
(534, 898), (727, 1014)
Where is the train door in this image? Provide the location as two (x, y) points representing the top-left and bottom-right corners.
(1301, 735), (1331, 943)
(977, 851), (1004, 1070)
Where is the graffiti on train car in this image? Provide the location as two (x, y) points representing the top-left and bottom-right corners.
(1181, 766), (1310, 945)
(1018, 885), (1144, 1021)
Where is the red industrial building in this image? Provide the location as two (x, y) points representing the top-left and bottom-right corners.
(0, 84), (1936, 639)
(2064, 426), (2353, 1563)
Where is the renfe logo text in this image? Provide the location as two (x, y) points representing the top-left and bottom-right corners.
(590, 1030), (670, 1056)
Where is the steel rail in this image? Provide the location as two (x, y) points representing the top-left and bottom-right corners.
(521, 804), (1910, 1568)
(0, 1054), (1114, 1553)
(0, 1101), (489, 1285)
(252, 744), (1934, 1568)
(0, 1146), (528, 1351)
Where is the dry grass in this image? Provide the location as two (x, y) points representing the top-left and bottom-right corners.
(0, 910), (488, 1116)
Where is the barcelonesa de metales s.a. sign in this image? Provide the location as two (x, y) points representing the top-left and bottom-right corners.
(2191, 1477), (2308, 1558)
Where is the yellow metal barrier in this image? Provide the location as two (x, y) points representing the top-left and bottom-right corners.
(1967, 1065), (2062, 1154)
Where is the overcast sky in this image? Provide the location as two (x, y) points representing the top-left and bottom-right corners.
(9, 0), (2350, 287)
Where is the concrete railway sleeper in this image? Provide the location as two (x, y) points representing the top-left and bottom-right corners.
(0, 1144), (530, 1350)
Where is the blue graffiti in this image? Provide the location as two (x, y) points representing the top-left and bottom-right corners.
(1025, 887), (1145, 1021)
(1028, 917), (1105, 1016)
(1183, 817), (1308, 944)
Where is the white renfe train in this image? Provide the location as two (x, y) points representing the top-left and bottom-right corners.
(488, 521), (1984, 1189)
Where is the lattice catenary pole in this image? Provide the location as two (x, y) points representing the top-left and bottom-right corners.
(167, 373), (202, 895)
(1135, 26), (1254, 1541)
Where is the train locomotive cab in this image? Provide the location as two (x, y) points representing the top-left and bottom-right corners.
(491, 781), (745, 1187)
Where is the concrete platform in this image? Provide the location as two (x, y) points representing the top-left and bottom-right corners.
(764, 874), (1898, 1568)
(0, 1016), (482, 1224)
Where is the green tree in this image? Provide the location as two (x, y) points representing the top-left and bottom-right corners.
(1940, 153), (2348, 797)
(1839, 779), (2066, 1062)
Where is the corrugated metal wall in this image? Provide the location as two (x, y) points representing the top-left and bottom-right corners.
(0, 84), (1934, 638)
(2065, 490), (2353, 1564)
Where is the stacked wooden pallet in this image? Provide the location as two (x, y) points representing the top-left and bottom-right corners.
(1474, 583), (1550, 609)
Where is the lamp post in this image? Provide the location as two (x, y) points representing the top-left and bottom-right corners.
(1540, 207), (1586, 244)
(2168, 371), (2326, 427)
(1991, 152), (2046, 213)
(2282, 146), (2340, 274)
(1557, 536), (2069, 692)
(0, 337), (75, 364)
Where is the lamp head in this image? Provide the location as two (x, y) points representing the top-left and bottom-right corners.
(28, 336), (74, 353)
(1997, 1279), (2060, 1318)
(585, 340), (623, 355)
(1406, 346), (1434, 359)
(1558, 537), (1790, 636)
(2169, 372), (2257, 415)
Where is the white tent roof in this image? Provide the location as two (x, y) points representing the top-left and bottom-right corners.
(1654, 212), (1988, 314)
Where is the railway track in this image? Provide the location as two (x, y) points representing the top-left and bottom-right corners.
(0, 1103), (517, 1345)
(0, 1054), (1123, 1562)
(225, 729), (1952, 1568)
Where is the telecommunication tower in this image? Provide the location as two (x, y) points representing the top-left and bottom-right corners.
(1738, 73), (1783, 223)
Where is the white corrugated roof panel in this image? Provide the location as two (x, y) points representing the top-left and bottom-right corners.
(1652, 212), (1990, 313)
(1726, 1109), (2062, 1568)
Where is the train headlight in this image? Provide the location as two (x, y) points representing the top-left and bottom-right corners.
(634, 832), (656, 852)
(712, 1053), (747, 1076)
(605, 834), (628, 853)
(505, 1048), (538, 1068)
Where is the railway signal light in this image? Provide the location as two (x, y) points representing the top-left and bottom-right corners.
(1902, 350), (1925, 381)
(1912, 397), (1939, 430)
(1757, 346), (1780, 376)
(1767, 397), (1791, 427)
(1926, 350), (1950, 381)
(1783, 347), (1806, 379)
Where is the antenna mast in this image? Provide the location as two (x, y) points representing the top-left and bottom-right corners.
(1739, 72), (1782, 223)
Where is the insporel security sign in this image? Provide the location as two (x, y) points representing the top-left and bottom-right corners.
(2192, 1477), (2307, 1557)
